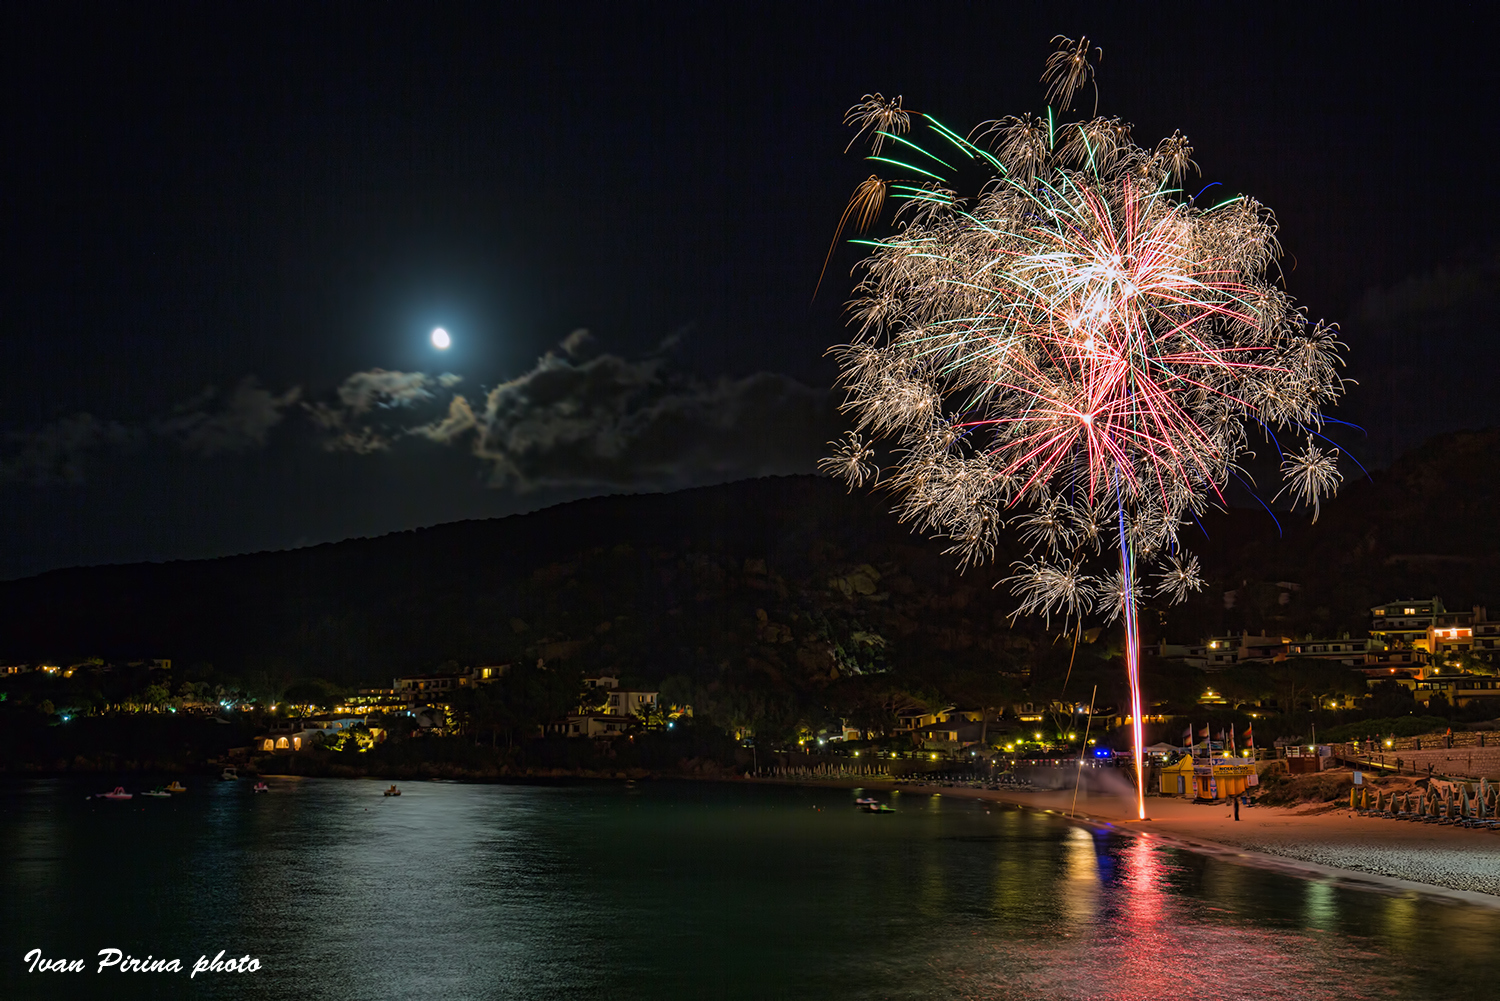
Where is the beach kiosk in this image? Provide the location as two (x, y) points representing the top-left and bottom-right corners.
(1158, 755), (1195, 797)
(1191, 756), (1254, 801)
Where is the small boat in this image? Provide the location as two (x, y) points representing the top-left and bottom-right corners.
(383, 784), (401, 797)
(854, 797), (879, 806)
(253, 782), (269, 793)
(98, 786), (133, 801)
(165, 781), (188, 794)
(140, 787), (172, 798)
(220, 766), (239, 781)
(860, 803), (896, 814)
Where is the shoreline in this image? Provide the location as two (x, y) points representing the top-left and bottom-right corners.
(748, 774), (1500, 911)
(15, 760), (1500, 911)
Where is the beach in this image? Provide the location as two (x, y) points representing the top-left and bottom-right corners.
(758, 775), (1500, 908)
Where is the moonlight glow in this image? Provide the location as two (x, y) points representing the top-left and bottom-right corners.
(431, 328), (451, 350)
(821, 36), (1346, 822)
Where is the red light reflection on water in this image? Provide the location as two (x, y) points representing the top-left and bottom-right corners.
(952, 835), (1405, 1001)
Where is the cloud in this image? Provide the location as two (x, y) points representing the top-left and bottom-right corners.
(1, 413), (142, 485)
(408, 336), (839, 491)
(2, 376), (300, 482)
(559, 328), (594, 357)
(1354, 252), (1499, 331)
(2, 335), (839, 494)
(1345, 251), (1500, 465)
(155, 378), (302, 456)
(305, 369), (447, 453)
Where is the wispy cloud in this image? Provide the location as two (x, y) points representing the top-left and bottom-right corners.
(1, 414), (141, 485)
(305, 369), (461, 454)
(155, 378), (303, 456)
(406, 331), (837, 491)
(1, 331), (834, 492)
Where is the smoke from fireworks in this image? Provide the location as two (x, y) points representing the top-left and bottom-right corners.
(823, 35), (1347, 819)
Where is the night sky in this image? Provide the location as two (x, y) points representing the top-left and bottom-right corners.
(2, 3), (1496, 580)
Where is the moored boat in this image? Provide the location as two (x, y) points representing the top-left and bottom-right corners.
(253, 782), (270, 793)
(854, 797), (879, 806)
(383, 784), (401, 797)
(165, 781), (188, 794)
(220, 766), (239, 781)
(98, 786), (133, 801)
(140, 787), (172, 798)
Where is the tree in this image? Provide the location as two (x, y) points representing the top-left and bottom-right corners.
(481, 661), (585, 745)
(1368, 679), (1416, 717)
(824, 677), (929, 738)
(943, 666), (1020, 749)
(282, 678), (348, 711)
(632, 702), (671, 731)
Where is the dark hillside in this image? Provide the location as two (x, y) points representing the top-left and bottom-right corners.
(0, 476), (1040, 687)
(2, 430), (1496, 707)
(1170, 429), (1500, 640)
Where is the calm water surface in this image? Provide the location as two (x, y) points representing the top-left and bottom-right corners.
(3, 776), (1498, 1000)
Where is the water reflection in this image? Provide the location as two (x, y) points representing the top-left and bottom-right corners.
(1059, 826), (1100, 925)
(1304, 879), (1336, 930)
(2, 779), (1499, 1001)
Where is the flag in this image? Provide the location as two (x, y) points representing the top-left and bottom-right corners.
(1183, 724), (1192, 746)
(1229, 726), (1237, 755)
(1197, 725), (1210, 738)
(1244, 723), (1255, 751)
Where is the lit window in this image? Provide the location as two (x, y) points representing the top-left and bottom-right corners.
(276, 737), (289, 749)
(293, 737), (301, 750)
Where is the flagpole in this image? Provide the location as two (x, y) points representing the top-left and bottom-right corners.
(1069, 685), (1098, 819)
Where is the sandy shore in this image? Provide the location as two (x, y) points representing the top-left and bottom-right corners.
(753, 776), (1500, 909)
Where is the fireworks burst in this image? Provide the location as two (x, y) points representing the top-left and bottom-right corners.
(818, 431), (879, 490)
(822, 36), (1347, 820)
(1274, 436), (1343, 523)
(843, 93), (912, 154)
(1042, 35), (1103, 114)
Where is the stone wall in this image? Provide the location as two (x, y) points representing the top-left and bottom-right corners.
(1338, 743), (1500, 780)
(1340, 730), (1497, 752)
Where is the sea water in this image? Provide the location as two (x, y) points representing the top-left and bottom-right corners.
(3, 776), (1497, 1000)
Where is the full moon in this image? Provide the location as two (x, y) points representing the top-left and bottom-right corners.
(431, 327), (451, 349)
